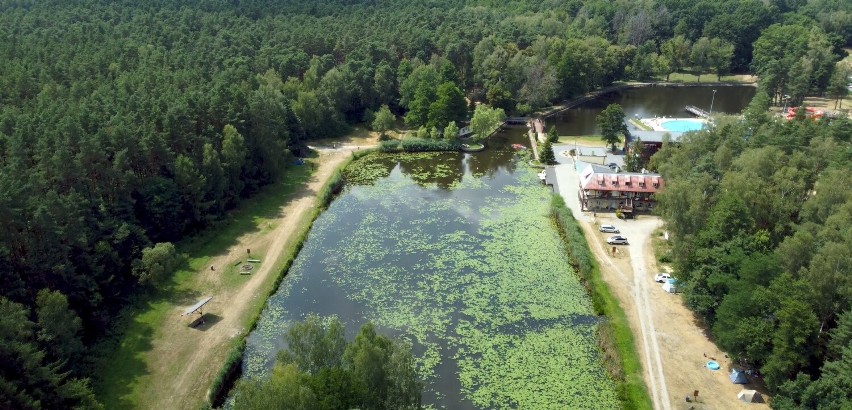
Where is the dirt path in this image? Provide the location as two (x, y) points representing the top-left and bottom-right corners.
(138, 138), (375, 410)
(553, 161), (769, 409)
(582, 214), (770, 410)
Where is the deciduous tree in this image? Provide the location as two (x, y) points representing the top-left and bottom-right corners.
(596, 103), (628, 151)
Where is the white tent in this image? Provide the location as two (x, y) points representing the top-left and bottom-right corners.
(737, 389), (763, 403)
(662, 278), (678, 293)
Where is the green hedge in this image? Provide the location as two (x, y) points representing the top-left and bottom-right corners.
(378, 137), (461, 152)
(550, 195), (652, 410)
(208, 339), (246, 408)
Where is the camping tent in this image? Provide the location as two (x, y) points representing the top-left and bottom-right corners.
(662, 278), (677, 293)
(737, 389), (763, 403)
(730, 369), (748, 384)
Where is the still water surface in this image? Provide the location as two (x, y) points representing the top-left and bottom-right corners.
(549, 85), (755, 135)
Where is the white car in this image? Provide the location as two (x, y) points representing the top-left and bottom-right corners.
(606, 235), (629, 245)
(654, 273), (672, 283)
(599, 224), (620, 233)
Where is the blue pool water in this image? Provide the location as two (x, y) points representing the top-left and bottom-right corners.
(660, 119), (705, 132)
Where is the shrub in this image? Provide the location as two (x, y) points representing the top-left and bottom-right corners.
(378, 137), (460, 153)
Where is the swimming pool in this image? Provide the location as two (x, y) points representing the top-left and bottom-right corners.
(660, 119), (705, 132)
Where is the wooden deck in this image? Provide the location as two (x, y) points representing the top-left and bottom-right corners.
(684, 105), (710, 118)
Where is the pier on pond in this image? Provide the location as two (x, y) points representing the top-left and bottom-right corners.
(684, 105), (710, 118)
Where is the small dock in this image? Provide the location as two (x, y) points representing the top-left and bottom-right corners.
(506, 116), (530, 125)
(544, 166), (559, 191)
(684, 105), (710, 118)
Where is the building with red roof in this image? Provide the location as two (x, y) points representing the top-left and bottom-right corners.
(578, 164), (664, 215)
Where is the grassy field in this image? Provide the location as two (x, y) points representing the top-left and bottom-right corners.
(629, 119), (653, 131)
(91, 164), (314, 407)
(658, 72), (757, 83)
(556, 135), (606, 146)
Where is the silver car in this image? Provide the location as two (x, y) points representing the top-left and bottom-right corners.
(599, 224), (620, 233)
(606, 235), (629, 245)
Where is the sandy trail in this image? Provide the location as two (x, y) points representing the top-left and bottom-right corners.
(138, 139), (373, 410)
(554, 161), (769, 410)
(583, 215), (770, 410)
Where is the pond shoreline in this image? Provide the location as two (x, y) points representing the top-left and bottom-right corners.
(539, 81), (757, 119)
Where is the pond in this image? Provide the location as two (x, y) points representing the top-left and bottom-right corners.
(237, 85), (756, 409)
(241, 149), (620, 409)
(548, 85), (756, 135)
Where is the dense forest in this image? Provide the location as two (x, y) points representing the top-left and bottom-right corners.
(653, 94), (852, 408)
(0, 0), (850, 408)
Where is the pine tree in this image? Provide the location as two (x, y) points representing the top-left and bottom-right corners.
(539, 139), (556, 165)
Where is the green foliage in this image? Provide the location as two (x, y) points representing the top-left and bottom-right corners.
(550, 195), (652, 410)
(690, 37), (713, 82)
(546, 125), (559, 143)
(708, 38), (736, 81)
(208, 340), (246, 407)
(443, 121), (460, 141)
(427, 82), (467, 130)
(827, 62), (851, 109)
(655, 99), (852, 398)
(378, 138), (461, 153)
(743, 89), (772, 127)
(0, 0), (848, 404)
(132, 242), (181, 285)
(415, 127), (429, 140)
(36, 290), (85, 374)
(234, 317), (422, 410)
(0, 297), (102, 410)
(371, 105), (396, 135)
(752, 24), (838, 105)
(539, 139), (556, 165)
(597, 103), (628, 152)
(624, 138), (648, 172)
(469, 104), (506, 142)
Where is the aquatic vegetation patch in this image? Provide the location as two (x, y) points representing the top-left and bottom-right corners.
(241, 154), (620, 408)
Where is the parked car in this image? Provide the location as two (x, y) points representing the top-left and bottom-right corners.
(606, 235), (629, 245)
(599, 224), (620, 233)
(654, 273), (672, 283)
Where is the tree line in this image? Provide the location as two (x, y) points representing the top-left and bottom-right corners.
(233, 315), (422, 410)
(0, 0), (850, 407)
(652, 92), (852, 409)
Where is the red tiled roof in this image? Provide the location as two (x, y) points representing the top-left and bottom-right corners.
(579, 165), (664, 193)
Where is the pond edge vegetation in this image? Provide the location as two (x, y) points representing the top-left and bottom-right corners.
(550, 195), (653, 410)
(379, 137), (462, 153)
(207, 149), (375, 407)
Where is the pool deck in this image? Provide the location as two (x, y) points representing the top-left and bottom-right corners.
(640, 117), (707, 132)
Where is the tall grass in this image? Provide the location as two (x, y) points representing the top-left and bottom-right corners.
(379, 137), (461, 152)
(550, 195), (653, 410)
